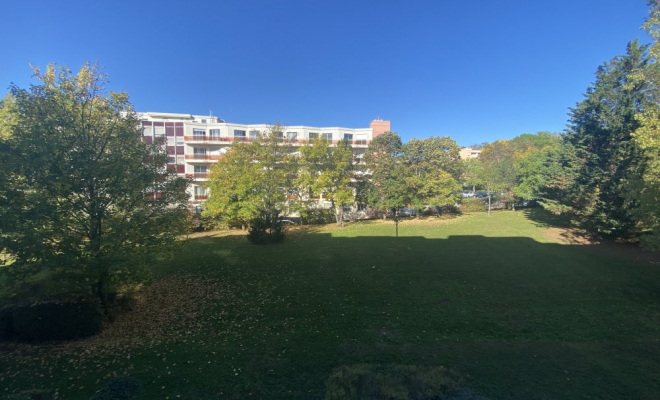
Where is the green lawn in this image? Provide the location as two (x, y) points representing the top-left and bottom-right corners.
(2, 210), (660, 399)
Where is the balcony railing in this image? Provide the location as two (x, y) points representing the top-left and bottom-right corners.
(183, 136), (369, 146)
(185, 154), (223, 160)
(185, 136), (233, 142)
(186, 173), (209, 179)
(194, 195), (209, 200)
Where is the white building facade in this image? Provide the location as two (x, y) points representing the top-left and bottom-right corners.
(138, 112), (391, 208)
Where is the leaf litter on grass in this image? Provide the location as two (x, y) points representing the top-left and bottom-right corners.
(0, 273), (277, 397)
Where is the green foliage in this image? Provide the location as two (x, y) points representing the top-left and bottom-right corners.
(622, 3), (660, 249)
(461, 158), (483, 192)
(2, 299), (103, 342)
(0, 63), (190, 306)
(247, 210), (285, 245)
(402, 137), (462, 211)
(553, 41), (657, 238)
(300, 207), (336, 225)
(364, 132), (411, 213)
(89, 377), (141, 400)
(459, 198), (488, 213)
(297, 138), (355, 226)
(0, 93), (18, 140)
(204, 125), (296, 240)
(325, 364), (461, 400)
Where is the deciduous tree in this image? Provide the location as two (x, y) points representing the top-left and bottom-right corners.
(204, 125), (297, 243)
(0, 63), (190, 306)
(297, 138), (354, 226)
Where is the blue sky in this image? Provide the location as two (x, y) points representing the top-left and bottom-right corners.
(0, 0), (651, 145)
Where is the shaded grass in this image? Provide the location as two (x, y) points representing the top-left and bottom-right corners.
(1, 211), (660, 399)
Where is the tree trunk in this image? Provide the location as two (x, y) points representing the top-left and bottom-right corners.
(335, 203), (344, 227)
(488, 194), (491, 216)
(395, 211), (399, 238)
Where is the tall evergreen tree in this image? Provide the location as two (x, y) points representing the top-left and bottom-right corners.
(559, 40), (657, 237)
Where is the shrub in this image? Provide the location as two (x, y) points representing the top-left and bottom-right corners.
(248, 212), (284, 245)
(459, 198), (488, 213)
(0, 389), (54, 400)
(191, 214), (234, 232)
(5, 299), (103, 342)
(326, 364), (461, 400)
(301, 208), (336, 225)
(0, 306), (14, 341)
(89, 377), (141, 400)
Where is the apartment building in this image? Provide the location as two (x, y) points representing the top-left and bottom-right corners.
(459, 147), (481, 160)
(138, 112), (390, 207)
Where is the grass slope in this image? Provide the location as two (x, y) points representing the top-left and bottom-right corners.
(1, 211), (660, 399)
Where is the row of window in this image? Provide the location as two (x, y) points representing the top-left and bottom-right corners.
(190, 129), (359, 141)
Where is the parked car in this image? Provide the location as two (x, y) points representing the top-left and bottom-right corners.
(397, 208), (417, 217)
(462, 191), (475, 198)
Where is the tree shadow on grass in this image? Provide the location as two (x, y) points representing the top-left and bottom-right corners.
(4, 233), (660, 400)
(521, 207), (660, 264)
(521, 207), (573, 230)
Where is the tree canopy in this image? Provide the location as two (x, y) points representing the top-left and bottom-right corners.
(204, 125), (297, 243)
(0, 63), (190, 305)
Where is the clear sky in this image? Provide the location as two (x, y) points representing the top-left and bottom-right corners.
(0, 0), (652, 145)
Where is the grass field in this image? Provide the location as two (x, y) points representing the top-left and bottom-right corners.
(2, 210), (660, 399)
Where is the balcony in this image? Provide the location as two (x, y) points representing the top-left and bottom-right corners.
(184, 136), (370, 147)
(185, 154), (223, 161)
(184, 136), (233, 142)
(186, 173), (209, 179)
(194, 195), (209, 200)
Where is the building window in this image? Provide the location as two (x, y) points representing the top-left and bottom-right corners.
(210, 129), (221, 138)
(194, 147), (206, 155)
(194, 166), (208, 173)
(343, 133), (353, 141)
(249, 130), (259, 139)
(234, 130), (246, 142)
(309, 132), (318, 142)
(322, 132), (332, 140)
(194, 186), (207, 195)
(193, 129), (205, 137)
(286, 132), (297, 140)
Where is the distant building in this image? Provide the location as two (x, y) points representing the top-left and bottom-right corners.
(138, 112), (390, 206)
(459, 147), (481, 160)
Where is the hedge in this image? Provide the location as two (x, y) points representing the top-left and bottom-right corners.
(0, 299), (103, 342)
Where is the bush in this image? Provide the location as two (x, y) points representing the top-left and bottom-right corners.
(0, 306), (14, 341)
(191, 214), (239, 232)
(89, 377), (141, 400)
(248, 212), (285, 245)
(0, 389), (54, 400)
(459, 198), (488, 213)
(301, 208), (336, 225)
(2, 299), (103, 342)
(326, 364), (461, 400)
